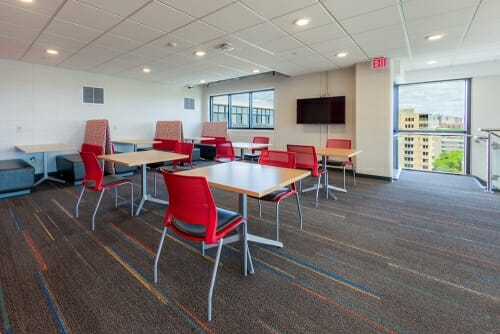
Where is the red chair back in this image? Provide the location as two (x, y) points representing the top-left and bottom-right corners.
(201, 136), (226, 145)
(286, 144), (321, 177)
(161, 172), (219, 244)
(326, 138), (351, 149)
(259, 150), (295, 169)
(81, 143), (104, 156)
(80, 151), (104, 190)
(326, 139), (353, 162)
(173, 142), (194, 168)
(153, 138), (178, 151)
(215, 141), (235, 161)
(251, 136), (269, 153)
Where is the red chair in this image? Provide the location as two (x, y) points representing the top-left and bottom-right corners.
(244, 136), (270, 162)
(153, 138), (178, 151)
(287, 144), (327, 207)
(153, 141), (194, 196)
(249, 150), (302, 241)
(214, 140), (235, 162)
(326, 139), (356, 189)
(154, 171), (250, 322)
(75, 150), (134, 231)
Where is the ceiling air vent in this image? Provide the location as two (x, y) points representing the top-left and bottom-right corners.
(216, 42), (234, 51)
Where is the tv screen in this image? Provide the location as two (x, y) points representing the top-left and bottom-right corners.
(296, 96), (345, 124)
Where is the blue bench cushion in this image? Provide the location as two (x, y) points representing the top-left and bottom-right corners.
(0, 159), (34, 194)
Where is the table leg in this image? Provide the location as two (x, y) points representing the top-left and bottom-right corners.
(136, 163), (168, 216)
(34, 151), (66, 186)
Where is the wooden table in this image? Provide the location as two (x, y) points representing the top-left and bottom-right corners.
(315, 147), (362, 195)
(98, 150), (188, 215)
(112, 139), (160, 152)
(184, 136), (214, 143)
(15, 143), (76, 186)
(178, 161), (310, 249)
(231, 142), (271, 160)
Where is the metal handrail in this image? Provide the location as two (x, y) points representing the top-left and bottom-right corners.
(478, 128), (500, 192)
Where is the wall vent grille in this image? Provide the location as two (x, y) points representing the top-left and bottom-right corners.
(184, 98), (195, 110)
(83, 87), (104, 104)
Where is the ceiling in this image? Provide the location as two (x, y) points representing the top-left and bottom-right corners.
(1, 0), (499, 86)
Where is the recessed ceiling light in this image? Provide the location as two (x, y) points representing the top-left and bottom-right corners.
(142, 67), (151, 73)
(194, 50), (206, 57)
(46, 49), (58, 55)
(426, 60), (437, 65)
(294, 17), (310, 26)
(425, 34), (445, 41)
(252, 69), (260, 73)
(166, 42), (177, 47)
(20, 0), (33, 3)
(200, 80), (207, 84)
(335, 52), (348, 58)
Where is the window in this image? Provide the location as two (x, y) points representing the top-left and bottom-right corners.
(210, 89), (274, 129)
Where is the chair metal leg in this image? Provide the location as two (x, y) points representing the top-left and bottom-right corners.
(343, 167), (346, 190)
(75, 186), (85, 218)
(154, 227), (168, 283)
(258, 199), (262, 216)
(92, 190), (105, 231)
(153, 169), (158, 197)
(315, 176), (321, 208)
(208, 239), (223, 322)
(130, 183), (134, 216)
(275, 202), (280, 241)
(114, 187), (118, 208)
(352, 163), (356, 185)
(295, 192), (303, 230)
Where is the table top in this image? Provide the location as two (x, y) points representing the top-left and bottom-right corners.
(15, 143), (76, 153)
(113, 139), (161, 145)
(177, 161), (310, 198)
(315, 147), (362, 159)
(185, 136), (215, 142)
(98, 150), (188, 167)
(231, 142), (271, 150)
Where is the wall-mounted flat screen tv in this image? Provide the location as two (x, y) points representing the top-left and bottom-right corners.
(296, 96), (346, 124)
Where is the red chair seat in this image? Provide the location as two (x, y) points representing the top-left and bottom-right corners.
(172, 208), (243, 238)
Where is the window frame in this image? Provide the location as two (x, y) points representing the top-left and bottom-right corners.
(209, 89), (275, 130)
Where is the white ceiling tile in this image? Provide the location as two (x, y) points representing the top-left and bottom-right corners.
(240, 0), (317, 19)
(202, 35), (253, 53)
(130, 1), (194, 32)
(468, 17), (500, 36)
(233, 22), (287, 44)
(22, 43), (74, 65)
(321, 0), (396, 20)
(310, 37), (357, 53)
(147, 34), (196, 51)
(0, 35), (31, 59)
(91, 59), (136, 74)
(202, 2), (264, 33)
(258, 36), (303, 53)
(293, 22), (346, 45)
(475, 0), (500, 21)
(271, 4), (334, 34)
(0, 0), (66, 16)
(406, 8), (474, 38)
(228, 46), (277, 65)
(339, 5), (401, 35)
(171, 21), (225, 44)
(60, 45), (122, 70)
(157, 0), (234, 18)
(36, 32), (88, 52)
(93, 34), (142, 52)
(0, 3), (50, 30)
(129, 44), (177, 60)
(0, 20), (40, 41)
(108, 20), (164, 42)
(45, 19), (103, 43)
(402, 0), (478, 21)
(56, 0), (123, 31)
(77, 0), (151, 17)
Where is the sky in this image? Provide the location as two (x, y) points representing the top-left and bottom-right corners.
(399, 80), (467, 117)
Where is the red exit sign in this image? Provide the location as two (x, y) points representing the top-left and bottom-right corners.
(371, 57), (387, 69)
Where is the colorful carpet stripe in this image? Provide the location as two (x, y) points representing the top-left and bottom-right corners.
(23, 231), (48, 272)
(35, 272), (67, 334)
(8, 204), (22, 232)
(258, 246), (383, 299)
(0, 280), (11, 334)
(33, 212), (55, 241)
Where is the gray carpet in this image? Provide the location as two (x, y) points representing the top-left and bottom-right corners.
(0, 167), (498, 333)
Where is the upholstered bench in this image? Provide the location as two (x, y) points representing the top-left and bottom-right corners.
(0, 159), (35, 198)
(56, 154), (136, 185)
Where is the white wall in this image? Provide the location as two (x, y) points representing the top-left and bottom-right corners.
(203, 67), (356, 151)
(355, 61), (394, 178)
(0, 59), (203, 173)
